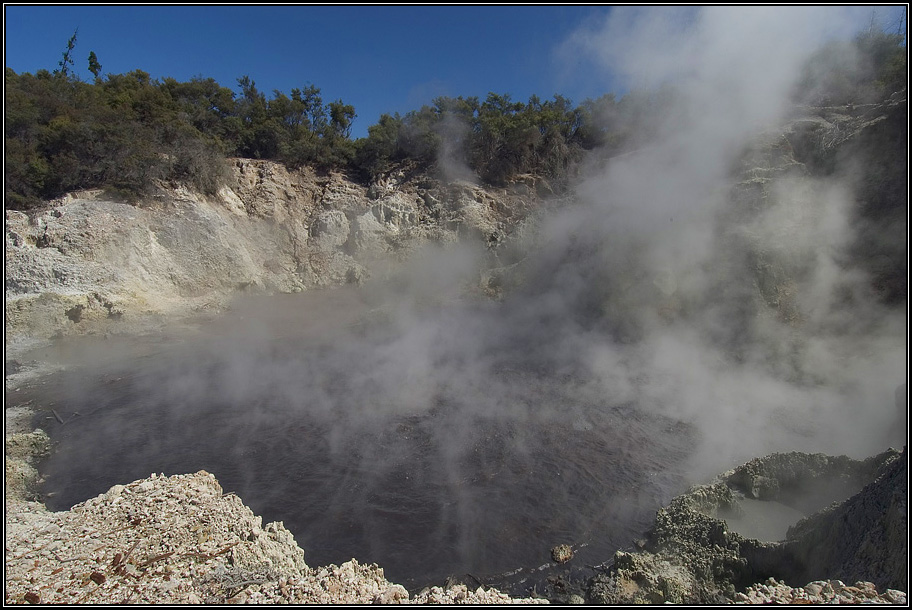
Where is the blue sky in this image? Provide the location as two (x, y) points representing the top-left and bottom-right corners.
(4, 5), (906, 139)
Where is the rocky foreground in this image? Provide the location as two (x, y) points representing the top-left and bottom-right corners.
(5, 416), (907, 604)
(4, 467), (545, 605)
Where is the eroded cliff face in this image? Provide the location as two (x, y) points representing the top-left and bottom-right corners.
(4, 160), (541, 357)
(6, 96), (904, 362)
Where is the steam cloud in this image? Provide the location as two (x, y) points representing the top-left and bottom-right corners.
(550, 5), (907, 474)
(43, 5), (906, 587)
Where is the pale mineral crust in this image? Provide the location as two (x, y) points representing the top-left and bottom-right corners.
(4, 471), (546, 605)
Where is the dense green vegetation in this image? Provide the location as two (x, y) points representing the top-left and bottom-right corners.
(5, 67), (231, 208)
(4, 27), (906, 210)
(352, 91), (634, 186)
(4, 66), (626, 209)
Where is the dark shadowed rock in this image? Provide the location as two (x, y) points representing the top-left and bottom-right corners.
(586, 448), (907, 604)
(781, 447), (907, 591)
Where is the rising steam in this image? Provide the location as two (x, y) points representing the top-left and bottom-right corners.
(547, 5), (907, 473)
(42, 5), (906, 587)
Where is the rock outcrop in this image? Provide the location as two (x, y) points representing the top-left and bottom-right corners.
(586, 449), (907, 604)
(5, 160), (539, 358)
(780, 448), (908, 591)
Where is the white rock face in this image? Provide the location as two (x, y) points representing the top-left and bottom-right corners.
(5, 159), (536, 357)
(350, 209), (389, 254)
(310, 210), (351, 251)
(371, 192), (419, 230)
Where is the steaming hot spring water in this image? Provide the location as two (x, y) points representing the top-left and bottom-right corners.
(19, 287), (694, 593)
(18, 282), (898, 595)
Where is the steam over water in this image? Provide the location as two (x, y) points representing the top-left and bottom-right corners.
(20, 5), (907, 596)
(35, 290), (694, 589)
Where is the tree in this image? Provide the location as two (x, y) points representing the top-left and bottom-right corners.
(327, 99), (356, 138)
(56, 29), (78, 79)
(236, 75), (266, 122)
(353, 112), (405, 179)
(294, 85), (326, 132)
(87, 51), (102, 80)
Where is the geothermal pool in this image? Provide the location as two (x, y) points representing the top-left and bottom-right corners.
(25, 289), (696, 593)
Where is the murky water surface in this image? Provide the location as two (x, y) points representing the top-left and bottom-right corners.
(17, 290), (695, 593)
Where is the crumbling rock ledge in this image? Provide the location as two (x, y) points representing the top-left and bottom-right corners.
(4, 471), (547, 605)
(4, 160), (540, 360)
(586, 448), (908, 604)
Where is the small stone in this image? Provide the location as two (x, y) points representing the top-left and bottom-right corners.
(40, 523), (61, 536)
(804, 583), (823, 596)
(551, 544), (574, 563)
(374, 583), (408, 604)
(24, 591), (40, 604)
(226, 591), (248, 604)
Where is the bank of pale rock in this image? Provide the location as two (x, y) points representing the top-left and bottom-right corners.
(4, 160), (540, 359)
(4, 471), (547, 605)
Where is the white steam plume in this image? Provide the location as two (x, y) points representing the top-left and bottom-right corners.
(41, 5), (906, 583)
(549, 5), (906, 476)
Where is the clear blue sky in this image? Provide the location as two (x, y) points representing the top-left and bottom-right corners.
(4, 5), (906, 139)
